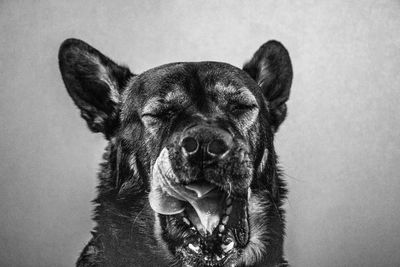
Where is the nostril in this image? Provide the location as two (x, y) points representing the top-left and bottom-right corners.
(181, 137), (198, 154)
(208, 139), (229, 156)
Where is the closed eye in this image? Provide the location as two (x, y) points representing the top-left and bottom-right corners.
(141, 113), (161, 118)
(230, 102), (258, 112)
(232, 103), (257, 109)
(141, 108), (178, 120)
(227, 90), (258, 113)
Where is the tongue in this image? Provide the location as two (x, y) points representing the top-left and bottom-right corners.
(149, 148), (223, 233)
(148, 186), (185, 215)
(185, 181), (216, 198)
(185, 183), (224, 234)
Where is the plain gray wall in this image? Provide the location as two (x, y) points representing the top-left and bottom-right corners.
(1, 0), (400, 266)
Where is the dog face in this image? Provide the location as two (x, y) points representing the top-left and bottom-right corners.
(59, 39), (292, 267)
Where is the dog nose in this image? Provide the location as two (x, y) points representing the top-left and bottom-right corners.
(207, 139), (229, 156)
(180, 126), (233, 161)
(181, 136), (199, 154)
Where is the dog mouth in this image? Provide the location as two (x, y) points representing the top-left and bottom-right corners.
(184, 182), (226, 235)
(149, 148), (250, 266)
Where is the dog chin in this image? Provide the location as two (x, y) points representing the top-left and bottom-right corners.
(149, 148), (251, 266)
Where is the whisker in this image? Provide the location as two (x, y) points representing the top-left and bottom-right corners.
(267, 191), (283, 225)
(227, 181), (232, 198)
(283, 172), (305, 183)
(130, 206), (146, 239)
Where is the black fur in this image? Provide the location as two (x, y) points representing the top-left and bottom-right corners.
(58, 38), (293, 267)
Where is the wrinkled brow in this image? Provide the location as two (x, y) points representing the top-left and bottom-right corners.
(213, 83), (258, 105)
(142, 89), (190, 114)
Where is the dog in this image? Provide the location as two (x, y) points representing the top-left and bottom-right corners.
(58, 38), (293, 267)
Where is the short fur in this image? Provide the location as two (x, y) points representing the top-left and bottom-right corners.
(58, 38), (293, 267)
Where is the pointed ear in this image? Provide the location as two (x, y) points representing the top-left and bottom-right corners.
(243, 40), (293, 131)
(58, 38), (133, 138)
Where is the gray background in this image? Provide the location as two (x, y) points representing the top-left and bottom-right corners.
(1, 0), (400, 266)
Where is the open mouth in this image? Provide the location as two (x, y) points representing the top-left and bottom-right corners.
(149, 148), (250, 266)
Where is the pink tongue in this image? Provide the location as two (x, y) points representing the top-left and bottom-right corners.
(149, 148), (223, 233)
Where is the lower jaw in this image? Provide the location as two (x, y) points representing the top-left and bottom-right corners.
(174, 191), (250, 266)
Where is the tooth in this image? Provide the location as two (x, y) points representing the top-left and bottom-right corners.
(204, 256), (210, 261)
(188, 243), (200, 253)
(225, 205), (232, 215)
(222, 215), (229, 225)
(183, 217), (191, 225)
(221, 240), (234, 252)
(215, 255), (221, 261)
(218, 224), (225, 233)
(226, 197), (232, 206)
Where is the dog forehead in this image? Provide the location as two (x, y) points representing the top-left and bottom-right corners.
(130, 62), (258, 106)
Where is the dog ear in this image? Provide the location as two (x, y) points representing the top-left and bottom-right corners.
(243, 40), (293, 131)
(58, 38), (133, 138)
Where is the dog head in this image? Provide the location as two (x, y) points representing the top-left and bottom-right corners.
(59, 39), (292, 266)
